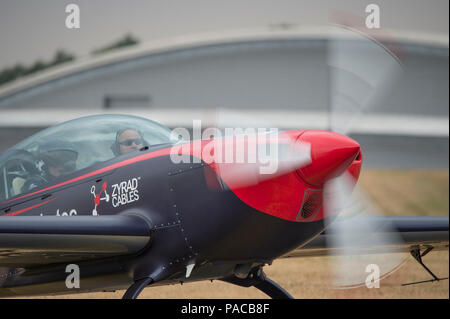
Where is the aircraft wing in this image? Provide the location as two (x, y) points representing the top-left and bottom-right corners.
(282, 216), (449, 258)
(0, 214), (152, 268)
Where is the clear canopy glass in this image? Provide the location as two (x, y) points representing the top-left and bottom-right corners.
(0, 114), (175, 201)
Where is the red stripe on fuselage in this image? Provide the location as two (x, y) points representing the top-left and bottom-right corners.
(0, 147), (174, 205)
(1, 131), (340, 223)
(2, 198), (56, 216)
(1, 132), (308, 222)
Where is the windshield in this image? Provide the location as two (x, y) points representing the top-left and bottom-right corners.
(0, 114), (175, 201)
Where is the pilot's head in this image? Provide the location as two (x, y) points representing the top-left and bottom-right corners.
(38, 141), (78, 179)
(116, 129), (144, 155)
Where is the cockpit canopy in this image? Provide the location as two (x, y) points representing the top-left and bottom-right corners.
(0, 114), (176, 201)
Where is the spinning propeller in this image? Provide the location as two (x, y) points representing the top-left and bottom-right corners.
(204, 25), (407, 288)
(322, 25), (406, 288)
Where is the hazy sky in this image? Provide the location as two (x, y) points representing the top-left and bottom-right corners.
(0, 0), (448, 70)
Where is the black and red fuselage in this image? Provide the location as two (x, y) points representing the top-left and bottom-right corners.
(0, 129), (362, 290)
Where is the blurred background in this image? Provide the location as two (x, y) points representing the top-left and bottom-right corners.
(1, 0), (448, 298)
(0, 0), (448, 169)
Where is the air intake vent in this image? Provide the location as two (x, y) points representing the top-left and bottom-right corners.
(296, 189), (323, 222)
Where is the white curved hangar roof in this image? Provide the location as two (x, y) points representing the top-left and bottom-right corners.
(0, 26), (447, 104)
(0, 26), (448, 137)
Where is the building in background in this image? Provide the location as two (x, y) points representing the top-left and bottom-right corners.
(0, 25), (448, 168)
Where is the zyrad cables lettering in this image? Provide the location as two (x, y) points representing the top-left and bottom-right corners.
(111, 177), (140, 208)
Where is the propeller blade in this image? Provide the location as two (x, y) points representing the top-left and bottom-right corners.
(327, 26), (403, 135)
(323, 171), (408, 288)
(201, 108), (313, 189)
(212, 132), (312, 189)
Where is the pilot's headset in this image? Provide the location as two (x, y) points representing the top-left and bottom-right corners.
(111, 128), (146, 156)
(37, 140), (78, 177)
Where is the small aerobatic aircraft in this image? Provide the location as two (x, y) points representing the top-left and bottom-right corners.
(0, 114), (448, 298)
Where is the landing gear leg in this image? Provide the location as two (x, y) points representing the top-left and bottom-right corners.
(221, 267), (294, 299)
(123, 277), (153, 299)
(402, 247), (448, 286)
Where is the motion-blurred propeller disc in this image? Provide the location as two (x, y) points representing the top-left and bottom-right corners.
(323, 25), (407, 288)
(327, 25), (403, 135)
(211, 130), (312, 189)
(204, 25), (408, 288)
(323, 171), (408, 288)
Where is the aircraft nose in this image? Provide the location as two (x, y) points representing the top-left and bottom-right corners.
(296, 130), (361, 186)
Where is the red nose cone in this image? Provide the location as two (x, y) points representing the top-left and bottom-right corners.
(297, 130), (360, 186)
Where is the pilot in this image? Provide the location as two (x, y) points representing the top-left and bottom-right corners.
(111, 128), (146, 156)
(21, 141), (78, 192)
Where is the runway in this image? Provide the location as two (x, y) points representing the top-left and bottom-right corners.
(349, 134), (449, 169)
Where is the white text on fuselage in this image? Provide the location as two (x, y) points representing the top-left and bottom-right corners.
(40, 209), (77, 216)
(111, 177), (140, 208)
